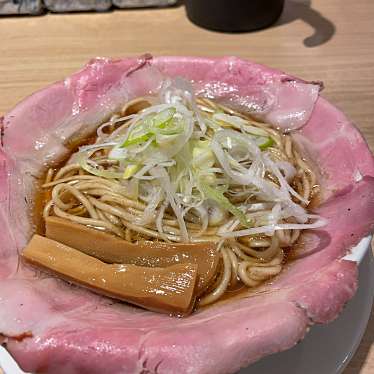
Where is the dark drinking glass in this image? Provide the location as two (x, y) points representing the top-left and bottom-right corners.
(185, 0), (285, 32)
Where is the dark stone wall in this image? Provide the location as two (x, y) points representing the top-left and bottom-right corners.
(0, 0), (177, 14)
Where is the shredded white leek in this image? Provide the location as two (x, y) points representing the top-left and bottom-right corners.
(75, 78), (325, 243)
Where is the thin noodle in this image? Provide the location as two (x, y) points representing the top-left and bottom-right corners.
(67, 205), (87, 216)
(199, 248), (231, 306)
(227, 248), (239, 285)
(248, 265), (282, 281)
(54, 164), (80, 181)
(45, 168), (54, 184)
(61, 184), (99, 219)
(103, 211), (122, 226)
(43, 200), (54, 220)
(53, 205), (125, 238)
(238, 262), (261, 287)
(40, 96), (319, 307)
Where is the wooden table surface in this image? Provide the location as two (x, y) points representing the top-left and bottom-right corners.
(0, 0), (373, 373)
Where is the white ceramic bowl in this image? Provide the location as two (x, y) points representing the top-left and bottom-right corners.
(240, 235), (374, 374)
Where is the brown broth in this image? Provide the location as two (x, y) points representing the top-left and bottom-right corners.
(31, 115), (321, 312)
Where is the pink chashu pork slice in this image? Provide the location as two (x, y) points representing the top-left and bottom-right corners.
(0, 56), (374, 374)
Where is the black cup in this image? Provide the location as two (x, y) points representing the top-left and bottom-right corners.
(185, 0), (285, 32)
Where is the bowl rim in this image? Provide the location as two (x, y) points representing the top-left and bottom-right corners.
(343, 235), (372, 263)
(1, 235), (371, 374)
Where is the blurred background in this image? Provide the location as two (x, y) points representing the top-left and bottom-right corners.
(0, 1), (373, 373)
(1, 0), (372, 151)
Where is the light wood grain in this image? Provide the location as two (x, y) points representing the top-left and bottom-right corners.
(0, 1), (373, 373)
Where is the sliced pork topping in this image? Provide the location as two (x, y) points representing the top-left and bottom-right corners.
(0, 56), (373, 374)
